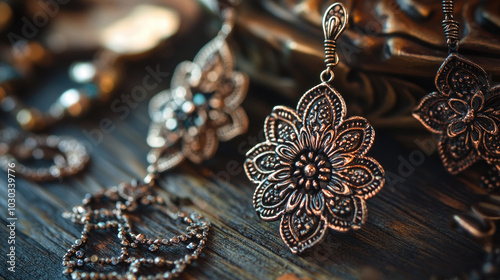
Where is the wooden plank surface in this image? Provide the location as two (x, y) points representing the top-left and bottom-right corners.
(0, 25), (489, 280)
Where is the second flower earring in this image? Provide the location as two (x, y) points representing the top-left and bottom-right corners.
(147, 7), (249, 171)
(244, 3), (385, 253)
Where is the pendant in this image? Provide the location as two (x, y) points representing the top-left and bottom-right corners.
(413, 54), (500, 175)
(147, 10), (249, 172)
(244, 3), (385, 254)
(413, 0), (500, 177)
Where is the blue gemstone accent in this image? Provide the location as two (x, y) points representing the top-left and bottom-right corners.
(193, 93), (206, 106)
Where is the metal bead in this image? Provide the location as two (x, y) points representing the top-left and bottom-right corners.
(62, 180), (210, 279)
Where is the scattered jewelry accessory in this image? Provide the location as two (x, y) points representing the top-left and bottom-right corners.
(413, 0), (500, 180)
(59, 3), (234, 278)
(62, 179), (210, 280)
(147, 6), (248, 171)
(0, 127), (89, 181)
(412, 1), (500, 278)
(244, 3), (385, 254)
(452, 193), (500, 278)
(0, 51), (119, 131)
(0, 2), (180, 181)
(0, 51), (92, 181)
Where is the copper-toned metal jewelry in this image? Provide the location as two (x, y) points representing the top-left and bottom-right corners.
(413, 0), (500, 176)
(244, 3), (385, 254)
(62, 180), (210, 280)
(60, 7), (221, 278)
(451, 194), (500, 278)
(413, 1), (500, 277)
(0, 128), (89, 181)
(147, 8), (248, 172)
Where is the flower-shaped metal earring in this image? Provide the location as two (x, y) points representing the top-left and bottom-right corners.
(244, 3), (385, 254)
(413, 0), (500, 183)
(147, 8), (248, 172)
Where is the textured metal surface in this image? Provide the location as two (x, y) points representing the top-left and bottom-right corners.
(413, 54), (500, 175)
(228, 0), (500, 130)
(61, 180), (210, 279)
(147, 9), (248, 172)
(244, 3), (384, 254)
(413, 0), (500, 177)
(0, 43), (490, 279)
(0, 128), (89, 181)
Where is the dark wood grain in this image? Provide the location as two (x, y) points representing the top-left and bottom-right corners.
(0, 17), (491, 280)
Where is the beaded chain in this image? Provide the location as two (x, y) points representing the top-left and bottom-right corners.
(61, 179), (210, 280)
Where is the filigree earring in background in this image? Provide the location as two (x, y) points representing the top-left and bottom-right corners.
(147, 7), (248, 172)
(244, 3), (385, 254)
(413, 0), (500, 188)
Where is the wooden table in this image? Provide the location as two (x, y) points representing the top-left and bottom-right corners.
(0, 19), (491, 280)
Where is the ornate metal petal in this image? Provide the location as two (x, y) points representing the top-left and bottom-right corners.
(334, 157), (385, 199)
(276, 143), (299, 163)
(448, 98), (468, 115)
(326, 116), (374, 159)
(285, 189), (304, 213)
(476, 115), (498, 135)
(216, 107), (249, 142)
(297, 83), (346, 132)
(267, 167), (292, 183)
(413, 92), (453, 134)
(480, 137), (500, 165)
(181, 128), (218, 164)
(264, 106), (300, 143)
(435, 54), (490, 97)
(224, 71), (249, 109)
(471, 92), (485, 112)
(253, 179), (294, 221)
(470, 124), (482, 148)
(324, 177), (351, 196)
(480, 133), (500, 164)
(438, 132), (480, 174)
(193, 38), (234, 84)
(279, 208), (328, 254)
(484, 85), (500, 114)
(323, 193), (366, 232)
(147, 144), (185, 173)
(170, 61), (199, 92)
(305, 192), (325, 217)
(447, 120), (467, 138)
(146, 122), (180, 148)
(244, 142), (279, 183)
(148, 89), (184, 124)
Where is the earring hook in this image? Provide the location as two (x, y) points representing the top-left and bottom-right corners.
(321, 3), (347, 82)
(442, 0), (460, 53)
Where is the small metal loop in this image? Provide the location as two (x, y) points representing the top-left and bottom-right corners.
(218, 8), (236, 38)
(320, 68), (334, 83)
(0, 129), (89, 181)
